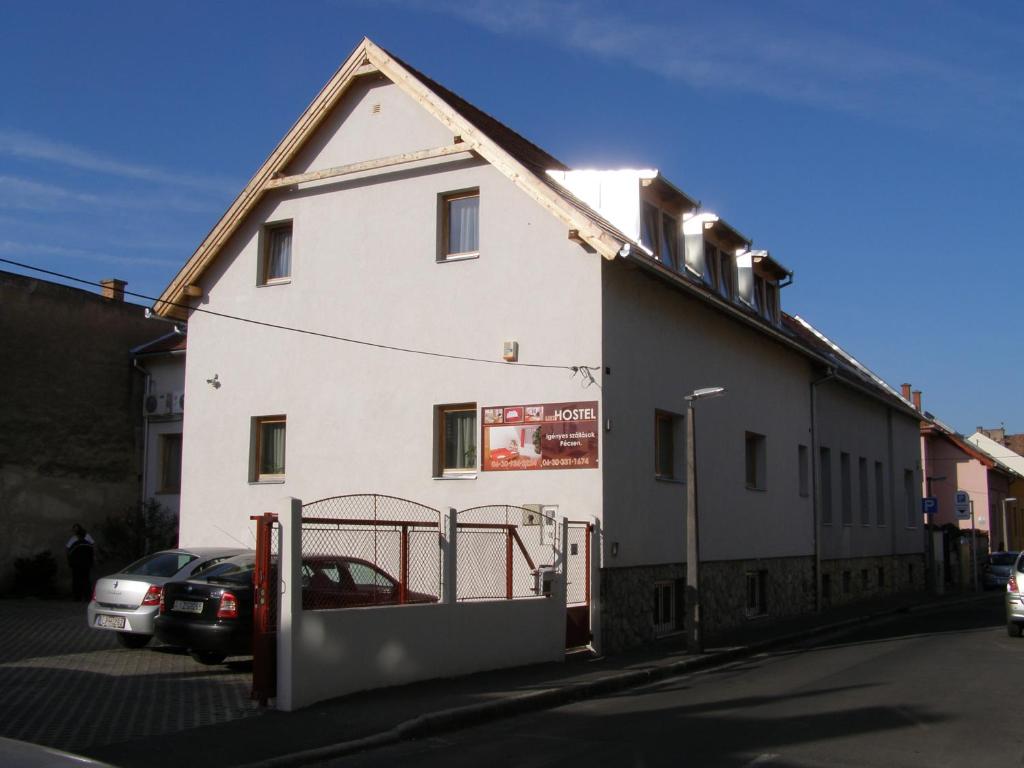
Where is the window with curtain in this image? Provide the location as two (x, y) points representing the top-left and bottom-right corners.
(254, 416), (286, 480)
(263, 223), (292, 282)
(441, 191), (479, 259)
(438, 404), (476, 474)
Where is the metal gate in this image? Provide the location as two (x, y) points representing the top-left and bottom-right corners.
(565, 521), (593, 648)
(251, 512), (280, 706)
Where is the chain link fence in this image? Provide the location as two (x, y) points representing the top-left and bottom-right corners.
(299, 495), (443, 610)
(457, 505), (558, 600)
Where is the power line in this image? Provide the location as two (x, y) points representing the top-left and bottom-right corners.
(0, 257), (601, 378)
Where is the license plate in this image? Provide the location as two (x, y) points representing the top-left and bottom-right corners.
(173, 600), (204, 614)
(96, 614), (126, 629)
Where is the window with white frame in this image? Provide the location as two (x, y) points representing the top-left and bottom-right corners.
(436, 403), (477, 475)
(439, 190), (479, 261)
(252, 416), (286, 482)
(261, 221), (292, 284)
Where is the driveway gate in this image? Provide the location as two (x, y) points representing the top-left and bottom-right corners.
(565, 521), (593, 648)
(251, 512), (280, 706)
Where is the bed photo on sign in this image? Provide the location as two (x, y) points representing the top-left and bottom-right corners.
(486, 425), (541, 467)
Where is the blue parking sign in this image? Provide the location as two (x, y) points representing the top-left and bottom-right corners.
(922, 497), (938, 515)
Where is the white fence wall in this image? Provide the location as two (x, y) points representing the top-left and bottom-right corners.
(276, 499), (567, 711)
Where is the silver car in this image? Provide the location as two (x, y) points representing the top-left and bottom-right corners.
(1005, 552), (1024, 637)
(87, 547), (251, 647)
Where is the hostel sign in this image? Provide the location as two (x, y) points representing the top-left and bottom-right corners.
(481, 400), (599, 471)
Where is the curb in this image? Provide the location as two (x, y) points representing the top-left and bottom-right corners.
(236, 594), (993, 768)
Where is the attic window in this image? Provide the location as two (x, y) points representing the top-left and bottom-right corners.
(260, 221), (292, 284)
(708, 242), (734, 299)
(639, 202), (679, 271)
(439, 189), (479, 261)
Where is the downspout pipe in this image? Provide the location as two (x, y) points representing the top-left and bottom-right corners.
(810, 365), (837, 613)
(133, 358), (152, 511)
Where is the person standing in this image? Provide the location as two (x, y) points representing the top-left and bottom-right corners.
(66, 524), (95, 601)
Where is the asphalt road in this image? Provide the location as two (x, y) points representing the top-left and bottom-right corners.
(323, 595), (1016, 768)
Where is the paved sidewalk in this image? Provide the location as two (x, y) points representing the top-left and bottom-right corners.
(0, 599), (258, 752)
(82, 590), (998, 768)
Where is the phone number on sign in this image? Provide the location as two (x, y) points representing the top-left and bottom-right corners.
(541, 457), (592, 468)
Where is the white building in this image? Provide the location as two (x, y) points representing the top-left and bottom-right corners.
(132, 330), (186, 520)
(155, 38), (924, 652)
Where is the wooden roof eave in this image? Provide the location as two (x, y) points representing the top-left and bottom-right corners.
(154, 40), (380, 318)
(367, 44), (624, 261)
(154, 39), (626, 319)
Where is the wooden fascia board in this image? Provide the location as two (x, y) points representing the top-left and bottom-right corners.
(154, 41), (376, 317)
(154, 38), (625, 317)
(366, 44), (624, 261)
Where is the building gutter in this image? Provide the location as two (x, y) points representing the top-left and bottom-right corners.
(132, 358), (152, 508)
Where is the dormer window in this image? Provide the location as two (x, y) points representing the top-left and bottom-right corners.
(707, 242), (734, 300)
(640, 202), (679, 271)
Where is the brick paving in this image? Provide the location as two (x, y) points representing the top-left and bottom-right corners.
(0, 598), (262, 752)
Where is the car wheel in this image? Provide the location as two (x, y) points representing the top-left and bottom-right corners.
(1008, 622), (1022, 638)
(116, 633), (152, 648)
(190, 651), (227, 665)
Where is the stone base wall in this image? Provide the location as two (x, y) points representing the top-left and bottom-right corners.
(600, 552), (926, 653)
(820, 553), (925, 608)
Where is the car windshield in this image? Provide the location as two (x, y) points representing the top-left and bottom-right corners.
(991, 553), (1018, 566)
(122, 552), (198, 577)
(196, 558), (255, 584)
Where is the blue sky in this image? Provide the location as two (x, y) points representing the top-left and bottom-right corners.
(2, 1), (1021, 436)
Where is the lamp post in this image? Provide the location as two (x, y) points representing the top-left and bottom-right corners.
(685, 386), (726, 654)
(1003, 497), (1018, 552)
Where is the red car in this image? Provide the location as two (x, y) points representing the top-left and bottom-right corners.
(155, 554), (437, 665)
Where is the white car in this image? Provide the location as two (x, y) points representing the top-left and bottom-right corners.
(87, 547), (251, 647)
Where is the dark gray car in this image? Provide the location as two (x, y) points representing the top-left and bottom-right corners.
(985, 551), (1019, 590)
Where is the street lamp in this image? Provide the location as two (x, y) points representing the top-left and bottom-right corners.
(685, 386), (726, 654)
(1003, 498), (1018, 552)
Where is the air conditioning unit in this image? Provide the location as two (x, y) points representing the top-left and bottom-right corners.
(144, 392), (177, 416)
(170, 391), (185, 414)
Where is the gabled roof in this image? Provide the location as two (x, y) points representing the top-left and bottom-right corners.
(921, 419), (1002, 470)
(967, 431), (1024, 478)
(154, 37), (635, 319)
(152, 38), (917, 425)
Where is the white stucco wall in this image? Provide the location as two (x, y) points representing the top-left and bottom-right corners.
(600, 260), (816, 567)
(281, 598), (565, 710)
(178, 79), (604, 550)
(816, 382), (922, 559)
(141, 354), (185, 518)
